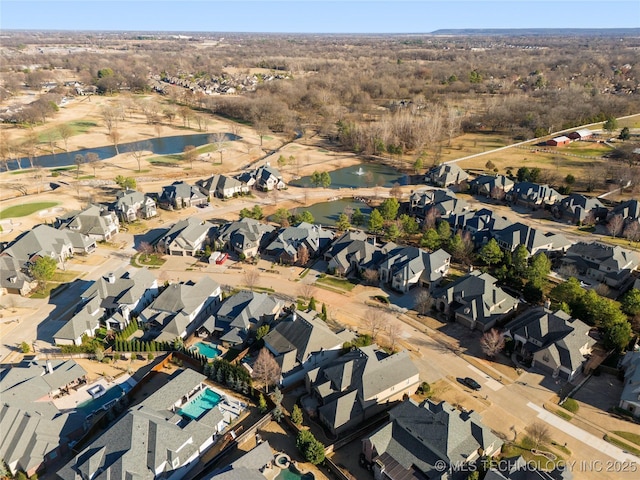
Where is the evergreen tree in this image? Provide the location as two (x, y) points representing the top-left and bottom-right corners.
(368, 209), (384, 233)
(478, 238), (503, 266)
(292, 404), (304, 425)
(308, 297), (317, 311)
(258, 393), (268, 413)
(321, 303), (328, 320)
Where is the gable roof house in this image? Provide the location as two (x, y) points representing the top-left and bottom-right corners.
(263, 309), (352, 386)
(265, 222), (334, 265)
(504, 307), (595, 381)
(378, 246), (451, 293)
(553, 194), (607, 225)
(409, 188), (468, 219)
(362, 398), (502, 480)
(254, 165), (285, 191)
(305, 345), (420, 435)
(203, 441), (274, 480)
(215, 218), (276, 258)
(507, 182), (561, 209)
(56, 204), (120, 242)
(448, 209), (513, 247)
(426, 164), (470, 188)
(139, 277), (221, 342)
(0, 359), (88, 477)
(434, 271), (519, 331)
(202, 291), (284, 347)
(547, 135), (571, 146)
(469, 174), (515, 198)
(54, 269), (158, 345)
(58, 369), (241, 480)
(560, 242), (640, 289)
(2, 224), (96, 268)
(608, 199), (640, 224)
(114, 189), (157, 221)
(493, 222), (573, 255)
(162, 217), (215, 256)
(0, 256), (37, 296)
(196, 174), (249, 199)
(619, 352), (640, 419)
(159, 181), (208, 209)
(324, 230), (384, 277)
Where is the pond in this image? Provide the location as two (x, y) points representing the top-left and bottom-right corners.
(6, 133), (239, 170)
(289, 162), (408, 189)
(290, 198), (371, 227)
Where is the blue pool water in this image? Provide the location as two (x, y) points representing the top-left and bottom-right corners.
(178, 388), (222, 420)
(77, 385), (125, 413)
(276, 465), (315, 480)
(190, 342), (221, 359)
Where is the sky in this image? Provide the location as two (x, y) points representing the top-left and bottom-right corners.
(1, 0), (638, 33)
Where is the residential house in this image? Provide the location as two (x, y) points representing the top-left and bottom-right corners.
(568, 128), (593, 140)
(619, 351), (640, 419)
(547, 136), (571, 146)
(469, 174), (515, 198)
(159, 181), (208, 209)
(426, 164), (469, 188)
(139, 277), (221, 342)
(215, 218), (275, 258)
(161, 217), (215, 256)
(378, 246), (451, 293)
(324, 230), (384, 277)
(56, 204), (120, 242)
(202, 441), (274, 480)
(507, 182), (561, 209)
(504, 307), (595, 381)
(553, 194), (607, 224)
(409, 188), (468, 219)
(114, 189), (157, 221)
(560, 242), (640, 289)
(265, 222), (334, 264)
(362, 398), (502, 480)
(305, 345), (420, 435)
(54, 269), (158, 345)
(201, 291), (284, 347)
(2, 224), (96, 268)
(493, 222), (573, 255)
(263, 310), (353, 386)
(434, 271), (519, 331)
(254, 165), (285, 191)
(0, 359), (87, 477)
(0, 256), (37, 296)
(608, 199), (640, 224)
(58, 369), (242, 480)
(196, 174), (249, 199)
(449, 209), (513, 247)
(485, 456), (573, 480)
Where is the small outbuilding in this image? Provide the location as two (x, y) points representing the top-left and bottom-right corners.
(568, 128), (593, 140)
(547, 135), (571, 147)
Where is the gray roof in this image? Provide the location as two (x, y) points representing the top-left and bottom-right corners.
(493, 222), (572, 254)
(611, 199), (640, 222)
(564, 242), (640, 274)
(53, 305), (100, 342)
(59, 369), (226, 480)
(620, 352), (640, 411)
(326, 231), (384, 273)
(436, 271), (519, 328)
(204, 441), (273, 479)
(379, 246), (450, 284)
(0, 359), (87, 475)
(505, 307), (595, 372)
(163, 216), (215, 252)
(207, 291), (283, 336)
(366, 399), (502, 479)
(510, 182), (560, 204)
(56, 204), (119, 238)
(484, 455), (573, 480)
(196, 174), (245, 196)
(3, 224), (91, 264)
(308, 346), (419, 430)
(160, 181), (207, 203)
(264, 310), (345, 372)
(427, 164), (469, 186)
(410, 187), (468, 218)
(557, 194), (606, 222)
(469, 174), (515, 194)
(0, 256), (34, 291)
(216, 218), (275, 251)
(266, 222), (334, 258)
(83, 268), (156, 309)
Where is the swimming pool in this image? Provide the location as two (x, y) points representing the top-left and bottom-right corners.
(190, 342), (221, 359)
(178, 388), (222, 420)
(77, 385), (125, 413)
(276, 465), (315, 480)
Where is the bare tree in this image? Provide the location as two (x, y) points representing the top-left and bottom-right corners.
(557, 263), (578, 279)
(252, 348), (281, 393)
(33, 166), (45, 194)
(109, 129), (121, 155)
(101, 105), (119, 135)
(298, 283), (316, 301)
(209, 132), (228, 164)
(183, 145), (197, 169)
(23, 131), (39, 169)
(129, 140), (152, 172)
(297, 244), (310, 266)
(74, 154), (85, 179)
(364, 307), (388, 341)
(423, 207), (439, 230)
(390, 182), (403, 200)
(624, 221), (640, 245)
(414, 290), (433, 316)
(607, 214), (625, 238)
(362, 268), (379, 286)
(387, 324), (403, 352)
(490, 186), (506, 200)
(480, 329), (505, 358)
(85, 152), (100, 178)
(139, 241), (154, 260)
(526, 422), (551, 450)
(595, 283), (611, 297)
(243, 268), (261, 291)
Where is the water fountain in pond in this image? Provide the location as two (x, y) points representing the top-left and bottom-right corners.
(354, 166), (365, 175)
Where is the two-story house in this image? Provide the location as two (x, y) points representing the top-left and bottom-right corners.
(378, 246), (451, 293)
(114, 189), (157, 221)
(560, 242), (640, 289)
(425, 164), (469, 188)
(215, 218), (275, 258)
(162, 217), (216, 256)
(56, 204), (120, 242)
(265, 222), (334, 264)
(196, 174), (249, 199)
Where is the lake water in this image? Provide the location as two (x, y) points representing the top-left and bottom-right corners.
(7, 133), (239, 170)
(291, 198), (371, 227)
(289, 163), (408, 189)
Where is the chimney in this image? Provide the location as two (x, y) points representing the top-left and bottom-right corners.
(292, 311), (297, 322)
(46, 360), (53, 374)
(107, 273), (115, 284)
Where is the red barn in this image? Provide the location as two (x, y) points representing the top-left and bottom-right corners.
(547, 136), (571, 146)
(568, 129), (593, 140)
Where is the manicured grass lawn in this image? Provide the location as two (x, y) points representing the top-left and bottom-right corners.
(51, 270), (82, 283)
(52, 166), (75, 172)
(612, 431), (640, 447)
(501, 438), (565, 469)
(132, 253), (166, 268)
(37, 120), (98, 143)
(316, 276), (356, 292)
(604, 435), (640, 457)
(9, 169), (35, 175)
(561, 141), (613, 157)
(148, 154), (182, 165)
(0, 202), (59, 219)
(552, 409), (572, 421)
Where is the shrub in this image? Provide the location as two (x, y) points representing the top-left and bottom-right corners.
(296, 430), (325, 465)
(561, 398), (579, 413)
(20, 341), (31, 354)
(417, 381), (431, 396)
(291, 404), (303, 425)
(101, 357), (111, 364)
